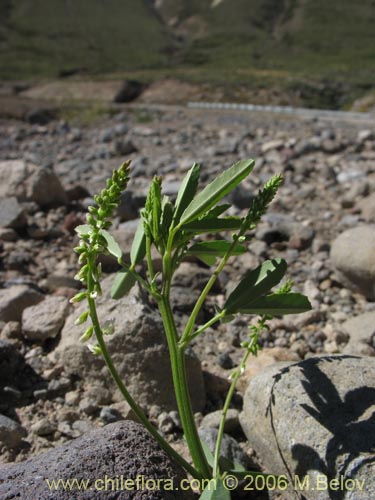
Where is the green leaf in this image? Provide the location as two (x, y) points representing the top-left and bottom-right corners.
(230, 462), (247, 473)
(238, 292), (312, 315)
(111, 270), (136, 299)
(204, 204), (232, 219)
(196, 254), (217, 266)
(143, 176), (162, 243)
(173, 163), (201, 224)
(75, 224), (92, 236)
(111, 221), (146, 300)
(180, 159), (255, 225)
(187, 240), (246, 257)
(160, 197), (174, 240)
(183, 217), (242, 234)
(151, 177), (162, 242)
(200, 439), (215, 467)
(224, 259), (287, 314)
(130, 220), (146, 265)
(100, 229), (122, 260)
(199, 479), (230, 500)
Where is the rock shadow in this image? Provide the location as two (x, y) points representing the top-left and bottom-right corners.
(267, 355), (375, 500)
(0, 340), (46, 419)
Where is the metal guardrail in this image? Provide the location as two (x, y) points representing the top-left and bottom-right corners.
(187, 101), (375, 123)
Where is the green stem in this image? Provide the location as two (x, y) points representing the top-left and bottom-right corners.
(158, 295), (212, 478)
(145, 236), (156, 285)
(118, 260), (154, 296)
(87, 293), (201, 480)
(212, 339), (256, 479)
(181, 310), (225, 347)
(180, 238), (239, 345)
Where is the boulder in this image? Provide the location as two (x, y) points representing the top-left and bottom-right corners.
(359, 193), (375, 222)
(0, 420), (193, 499)
(0, 414), (26, 448)
(342, 312), (375, 356)
(0, 197), (26, 229)
(57, 276), (205, 412)
(0, 160), (67, 207)
(240, 355), (375, 500)
(200, 409), (240, 434)
(22, 296), (70, 341)
(0, 285), (43, 322)
(330, 225), (375, 299)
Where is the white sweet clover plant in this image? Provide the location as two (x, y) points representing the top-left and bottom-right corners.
(71, 159), (311, 498)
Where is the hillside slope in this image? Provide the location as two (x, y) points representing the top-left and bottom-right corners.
(0, 0), (374, 106)
(0, 0), (169, 78)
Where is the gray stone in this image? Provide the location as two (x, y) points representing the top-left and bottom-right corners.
(342, 312), (375, 356)
(337, 170), (365, 184)
(0, 197), (26, 229)
(0, 420), (193, 499)
(0, 227), (18, 241)
(0, 321), (22, 340)
(200, 409), (240, 434)
(31, 418), (57, 436)
(0, 160), (67, 207)
(359, 193), (375, 222)
(0, 285), (43, 322)
(100, 406), (124, 424)
(22, 296), (70, 341)
(114, 139), (137, 156)
(240, 356), (375, 500)
(330, 225), (375, 299)
(57, 276), (205, 412)
(257, 212), (315, 249)
(0, 414), (26, 448)
(198, 427), (249, 469)
(357, 129), (374, 143)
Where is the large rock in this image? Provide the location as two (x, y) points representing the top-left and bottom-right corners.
(240, 356), (375, 500)
(0, 160), (67, 207)
(0, 197), (26, 228)
(0, 420), (193, 499)
(359, 193), (375, 222)
(330, 225), (375, 299)
(57, 277), (205, 412)
(22, 296), (70, 341)
(342, 312), (375, 356)
(0, 414), (26, 448)
(0, 285), (43, 322)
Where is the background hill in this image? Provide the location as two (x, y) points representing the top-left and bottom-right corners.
(0, 0), (374, 108)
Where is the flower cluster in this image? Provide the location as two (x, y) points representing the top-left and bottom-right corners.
(70, 161), (131, 342)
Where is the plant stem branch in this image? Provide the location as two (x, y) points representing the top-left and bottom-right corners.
(87, 292), (201, 479)
(180, 237), (240, 345)
(212, 338), (256, 479)
(158, 295), (212, 478)
(180, 311), (225, 347)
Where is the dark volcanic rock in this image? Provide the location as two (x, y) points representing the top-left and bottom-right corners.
(0, 420), (193, 499)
